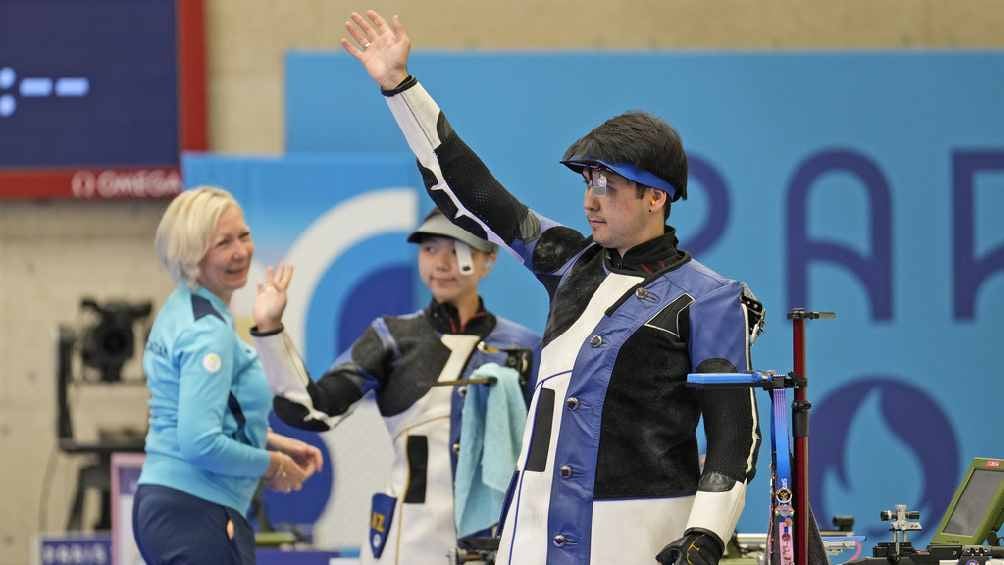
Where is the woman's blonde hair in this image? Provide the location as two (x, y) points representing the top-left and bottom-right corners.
(155, 186), (240, 287)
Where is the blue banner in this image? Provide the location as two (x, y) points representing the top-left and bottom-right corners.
(282, 51), (1004, 544)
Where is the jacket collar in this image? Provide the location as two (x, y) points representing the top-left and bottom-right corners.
(425, 297), (495, 336)
(605, 226), (689, 275)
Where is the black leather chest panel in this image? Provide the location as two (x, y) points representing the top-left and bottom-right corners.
(594, 292), (702, 499)
(643, 293), (694, 339)
(541, 246), (608, 348)
(376, 316), (452, 417)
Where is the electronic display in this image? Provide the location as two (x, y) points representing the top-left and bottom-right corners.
(0, 0), (205, 198)
(944, 470), (1004, 536)
(932, 458), (1004, 546)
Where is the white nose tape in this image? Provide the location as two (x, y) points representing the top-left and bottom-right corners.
(454, 241), (474, 275)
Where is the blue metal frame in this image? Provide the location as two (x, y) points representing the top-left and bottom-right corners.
(688, 371), (797, 565)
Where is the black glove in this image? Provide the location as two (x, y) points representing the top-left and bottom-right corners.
(655, 529), (724, 565)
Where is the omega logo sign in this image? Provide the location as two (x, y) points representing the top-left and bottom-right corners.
(71, 169), (182, 199)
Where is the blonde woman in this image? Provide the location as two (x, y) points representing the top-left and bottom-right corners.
(133, 187), (322, 565)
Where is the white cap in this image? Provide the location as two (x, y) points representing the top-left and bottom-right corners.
(406, 209), (497, 253)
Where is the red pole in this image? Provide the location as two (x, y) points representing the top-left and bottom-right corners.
(177, 0), (208, 152)
(788, 309), (834, 565)
(792, 312), (808, 565)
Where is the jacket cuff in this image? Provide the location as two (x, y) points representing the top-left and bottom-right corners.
(251, 331), (308, 395)
(381, 74), (418, 97)
(250, 324), (284, 337)
(684, 480), (747, 546)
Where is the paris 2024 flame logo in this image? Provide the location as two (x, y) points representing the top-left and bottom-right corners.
(811, 377), (959, 543)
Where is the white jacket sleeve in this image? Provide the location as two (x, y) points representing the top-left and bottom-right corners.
(252, 330), (354, 431)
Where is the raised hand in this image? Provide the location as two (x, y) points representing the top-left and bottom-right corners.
(340, 10), (411, 90)
(253, 264), (293, 333)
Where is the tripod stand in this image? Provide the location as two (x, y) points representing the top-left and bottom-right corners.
(687, 308), (835, 565)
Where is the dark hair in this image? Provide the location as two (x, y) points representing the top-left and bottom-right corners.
(564, 111), (688, 211)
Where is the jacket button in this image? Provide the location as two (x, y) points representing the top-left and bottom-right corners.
(635, 287), (648, 298)
(589, 334), (603, 347)
(560, 465), (573, 478)
(553, 534), (567, 547)
(565, 397), (579, 410)
(452, 442), (460, 454)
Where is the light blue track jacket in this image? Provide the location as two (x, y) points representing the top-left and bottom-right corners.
(138, 285), (272, 513)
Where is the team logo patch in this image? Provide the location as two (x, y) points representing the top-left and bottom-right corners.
(369, 492), (397, 558)
(202, 352), (222, 373)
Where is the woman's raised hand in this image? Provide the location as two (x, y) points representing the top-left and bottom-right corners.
(253, 264), (293, 332)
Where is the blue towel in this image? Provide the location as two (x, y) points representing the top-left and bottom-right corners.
(454, 363), (527, 538)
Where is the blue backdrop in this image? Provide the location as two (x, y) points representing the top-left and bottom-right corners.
(190, 50), (1003, 548)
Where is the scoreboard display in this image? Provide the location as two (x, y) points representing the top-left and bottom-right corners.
(0, 0), (205, 199)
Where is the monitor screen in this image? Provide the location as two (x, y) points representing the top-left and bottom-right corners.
(0, 0), (205, 199)
(943, 469), (1004, 536)
(0, 1), (179, 169)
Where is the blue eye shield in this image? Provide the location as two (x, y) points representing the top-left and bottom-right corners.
(560, 157), (679, 201)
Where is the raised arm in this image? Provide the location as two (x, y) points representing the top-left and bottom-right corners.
(340, 11), (586, 275)
(251, 264), (386, 431)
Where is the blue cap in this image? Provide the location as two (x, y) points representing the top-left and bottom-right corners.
(561, 157), (679, 201)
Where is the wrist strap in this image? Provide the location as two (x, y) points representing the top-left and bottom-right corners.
(250, 324), (284, 337)
(381, 74), (417, 97)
